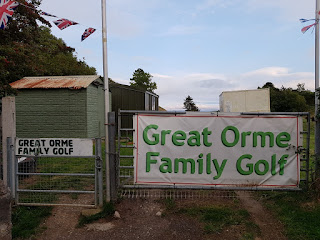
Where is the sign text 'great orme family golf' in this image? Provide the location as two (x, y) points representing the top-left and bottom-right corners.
(134, 114), (302, 189)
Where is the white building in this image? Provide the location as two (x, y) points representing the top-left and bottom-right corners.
(219, 88), (270, 113)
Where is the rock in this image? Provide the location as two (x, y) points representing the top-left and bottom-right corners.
(156, 211), (162, 217)
(114, 211), (121, 219)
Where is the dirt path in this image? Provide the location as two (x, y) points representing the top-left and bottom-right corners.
(236, 191), (287, 240)
(37, 198), (203, 240)
(35, 193), (287, 240)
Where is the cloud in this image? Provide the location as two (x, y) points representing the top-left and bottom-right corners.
(152, 73), (172, 79)
(240, 67), (314, 90)
(151, 67), (314, 112)
(197, 79), (234, 89)
(152, 72), (235, 111)
(243, 67), (290, 77)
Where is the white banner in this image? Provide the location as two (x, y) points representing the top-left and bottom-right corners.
(16, 138), (94, 157)
(134, 114), (302, 189)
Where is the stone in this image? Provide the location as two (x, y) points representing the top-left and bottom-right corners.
(113, 211), (121, 219)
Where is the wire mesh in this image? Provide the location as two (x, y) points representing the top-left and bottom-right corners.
(16, 156), (96, 206)
(119, 188), (253, 199)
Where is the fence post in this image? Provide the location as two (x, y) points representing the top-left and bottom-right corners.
(108, 112), (117, 201)
(95, 138), (103, 207)
(2, 97), (16, 186)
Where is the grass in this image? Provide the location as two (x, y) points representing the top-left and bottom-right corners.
(181, 206), (257, 235)
(12, 206), (52, 239)
(258, 190), (320, 240)
(254, 118), (320, 240)
(164, 198), (260, 239)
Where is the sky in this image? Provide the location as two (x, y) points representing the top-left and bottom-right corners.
(39, 0), (316, 111)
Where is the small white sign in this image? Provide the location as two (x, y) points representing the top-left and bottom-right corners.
(16, 138), (94, 157)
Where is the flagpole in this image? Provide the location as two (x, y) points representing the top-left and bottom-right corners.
(102, 0), (111, 202)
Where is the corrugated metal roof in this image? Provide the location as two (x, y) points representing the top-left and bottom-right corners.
(10, 75), (101, 89)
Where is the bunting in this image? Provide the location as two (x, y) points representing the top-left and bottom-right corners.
(299, 18), (315, 23)
(53, 18), (78, 30)
(0, 0), (19, 29)
(301, 22), (317, 34)
(41, 11), (56, 17)
(81, 27), (96, 41)
(299, 9), (320, 35)
(0, 1), (97, 41)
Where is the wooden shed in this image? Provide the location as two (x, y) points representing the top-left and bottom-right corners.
(109, 82), (159, 112)
(109, 82), (159, 128)
(10, 75), (106, 138)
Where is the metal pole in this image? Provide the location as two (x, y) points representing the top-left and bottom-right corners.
(102, 0), (111, 202)
(95, 138), (103, 207)
(315, 0), (320, 179)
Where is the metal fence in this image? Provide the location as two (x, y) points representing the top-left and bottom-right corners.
(8, 138), (103, 207)
(117, 110), (311, 199)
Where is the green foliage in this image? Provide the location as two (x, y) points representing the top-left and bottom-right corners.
(183, 95), (199, 111)
(0, 0), (96, 97)
(77, 202), (115, 227)
(259, 191), (320, 240)
(179, 205), (258, 236)
(164, 198), (176, 210)
(12, 206), (52, 239)
(260, 82), (313, 112)
(129, 68), (157, 92)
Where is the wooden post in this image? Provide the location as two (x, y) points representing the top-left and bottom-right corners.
(2, 97), (16, 186)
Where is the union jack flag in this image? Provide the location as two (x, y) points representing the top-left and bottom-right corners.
(0, 0), (19, 30)
(81, 27), (96, 41)
(41, 11), (57, 17)
(53, 18), (78, 30)
(301, 23), (316, 34)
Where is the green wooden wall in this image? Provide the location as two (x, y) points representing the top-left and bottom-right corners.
(15, 84), (106, 138)
(86, 84), (105, 138)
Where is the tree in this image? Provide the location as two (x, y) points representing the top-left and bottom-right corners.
(183, 95), (199, 111)
(129, 68), (157, 92)
(260, 83), (309, 112)
(0, 0), (96, 97)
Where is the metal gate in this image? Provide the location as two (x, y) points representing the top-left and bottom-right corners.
(8, 138), (103, 207)
(117, 110), (311, 197)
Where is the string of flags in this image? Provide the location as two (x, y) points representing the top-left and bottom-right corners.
(0, 0), (96, 41)
(300, 11), (320, 34)
(3, 0), (320, 38)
